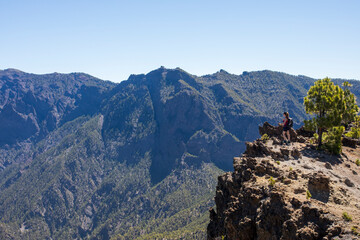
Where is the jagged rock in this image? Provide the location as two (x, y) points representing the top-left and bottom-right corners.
(288, 170), (298, 180)
(208, 157), (340, 240)
(303, 164), (313, 170)
(308, 172), (330, 202)
(280, 148), (290, 157)
(308, 173), (330, 190)
(342, 136), (358, 148)
(283, 178), (292, 184)
(259, 122), (297, 141)
(324, 162), (332, 169)
(297, 136), (307, 143)
(208, 122), (360, 240)
(294, 188), (306, 194)
(345, 178), (354, 187)
(291, 149), (302, 159)
(245, 139), (303, 161)
(291, 197), (302, 209)
(244, 141), (271, 157)
(271, 137), (282, 145)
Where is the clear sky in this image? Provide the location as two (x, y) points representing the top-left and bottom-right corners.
(0, 0), (359, 82)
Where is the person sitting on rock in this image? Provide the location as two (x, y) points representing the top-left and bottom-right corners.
(280, 112), (292, 145)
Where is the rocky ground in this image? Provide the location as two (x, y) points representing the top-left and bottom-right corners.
(207, 122), (360, 240)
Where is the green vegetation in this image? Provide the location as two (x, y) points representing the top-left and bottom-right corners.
(322, 126), (345, 155)
(304, 78), (358, 147)
(0, 115), (223, 239)
(351, 226), (360, 236)
(275, 161), (280, 165)
(268, 177), (276, 187)
(346, 116), (360, 139)
(356, 159), (360, 166)
(260, 133), (269, 141)
(289, 167), (293, 171)
(306, 190), (312, 200)
(342, 82), (359, 124)
(343, 212), (353, 221)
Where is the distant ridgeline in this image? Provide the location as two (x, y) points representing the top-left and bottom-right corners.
(0, 67), (359, 239)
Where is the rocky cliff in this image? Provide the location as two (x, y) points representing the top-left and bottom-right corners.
(208, 123), (360, 240)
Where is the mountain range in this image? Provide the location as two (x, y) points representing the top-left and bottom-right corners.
(0, 67), (359, 239)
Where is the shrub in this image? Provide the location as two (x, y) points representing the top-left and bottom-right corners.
(289, 167), (293, 171)
(306, 190), (312, 199)
(343, 212), (352, 221)
(276, 161), (280, 165)
(268, 177), (276, 187)
(309, 133), (318, 145)
(346, 115), (360, 139)
(345, 127), (360, 139)
(261, 134), (269, 141)
(356, 159), (360, 166)
(322, 126), (345, 155)
(351, 226), (360, 236)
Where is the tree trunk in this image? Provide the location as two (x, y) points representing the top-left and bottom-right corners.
(318, 127), (323, 147)
(318, 110), (325, 147)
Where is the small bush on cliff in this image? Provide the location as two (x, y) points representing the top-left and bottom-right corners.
(356, 159), (360, 166)
(306, 190), (312, 199)
(321, 126), (345, 155)
(351, 226), (360, 236)
(260, 133), (269, 141)
(343, 212), (353, 221)
(268, 177), (276, 187)
(304, 78), (358, 147)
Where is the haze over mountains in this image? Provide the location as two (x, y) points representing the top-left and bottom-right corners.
(0, 67), (359, 239)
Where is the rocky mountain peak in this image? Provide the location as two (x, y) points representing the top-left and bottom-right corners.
(208, 122), (360, 240)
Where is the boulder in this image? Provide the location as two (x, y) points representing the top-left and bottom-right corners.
(291, 149), (302, 159)
(308, 172), (330, 202)
(244, 141), (271, 157)
(324, 162), (332, 169)
(344, 178), (354, 187)
(259, 122), (297, 141)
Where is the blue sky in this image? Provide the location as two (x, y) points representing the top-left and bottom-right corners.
(0, 0), (359, 82)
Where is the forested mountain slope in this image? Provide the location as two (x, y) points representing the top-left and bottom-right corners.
(0, 67), (358, 239)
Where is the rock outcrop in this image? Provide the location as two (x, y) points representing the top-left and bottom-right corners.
(208, 123), (360, 240)
(259, 121), (297, 141)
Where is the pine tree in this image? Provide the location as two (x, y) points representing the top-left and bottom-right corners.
(342, 81), (359, 124)
(304, 77), (358, 147)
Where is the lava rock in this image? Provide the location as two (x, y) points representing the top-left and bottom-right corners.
(344, 178), (355, 187)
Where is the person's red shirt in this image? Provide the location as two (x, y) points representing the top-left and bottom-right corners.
(283, 118), (289, 127)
